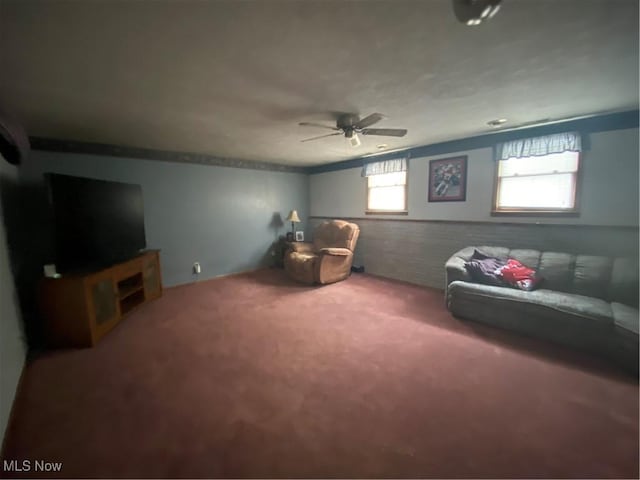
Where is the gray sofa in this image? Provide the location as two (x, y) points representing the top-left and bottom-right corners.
(445, 246), (639, 372)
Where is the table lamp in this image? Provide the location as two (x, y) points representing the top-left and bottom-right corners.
(286, 210), (300, 241)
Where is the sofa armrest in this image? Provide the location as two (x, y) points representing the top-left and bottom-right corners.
(290, 242), (315, 254)
(319, 247), (352, 256)
(445, 254), (471, 288)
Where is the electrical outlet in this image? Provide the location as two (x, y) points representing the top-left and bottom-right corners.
(193, 262), (201, 274)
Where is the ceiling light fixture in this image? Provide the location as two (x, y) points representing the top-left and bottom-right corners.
(344, 129), (362, 147)
(453, 0), (502, 26)
(487, 118), (507, 127)
(376, 144), (388, 150)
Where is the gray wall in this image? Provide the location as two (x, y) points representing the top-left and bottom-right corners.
(0, 157), (27, 445)
(3, 147), (308, 443)
(309, 217), (638, 289)
(19, 151), (310, 287)
(311, 128), (639, 226)
(310, 128), (639, 288)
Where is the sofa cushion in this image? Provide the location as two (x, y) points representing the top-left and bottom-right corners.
(609, 258), (639, 308)
(611, 302), (639, 336)
(608, 302), (639, 370)
(447, 281), (616, 354)
(572, 255), (613, 301)
(537, 252), (575, 294)
(448, 281), (613, 332)
(474, 246), (510, 260)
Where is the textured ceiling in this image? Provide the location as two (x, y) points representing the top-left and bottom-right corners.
(1, 0), (638, 166)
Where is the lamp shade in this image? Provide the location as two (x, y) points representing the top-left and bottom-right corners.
(286, 210), (301, 223)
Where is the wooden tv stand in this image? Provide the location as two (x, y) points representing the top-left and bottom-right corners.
(39, 250), (163, 347)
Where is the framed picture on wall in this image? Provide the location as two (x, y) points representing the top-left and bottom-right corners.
(428, 155), (468, 202)
(295, 231), (304, 242)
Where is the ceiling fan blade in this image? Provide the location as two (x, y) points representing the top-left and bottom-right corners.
(301, 132), (342, 143)
(361, 128), (408, 137)
(354, 113), (385, 129)
(298, 122), (340, 131)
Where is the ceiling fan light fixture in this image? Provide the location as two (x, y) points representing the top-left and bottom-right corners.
(350, 133), (361, 148)
(487, 3), (500, 18)
(487, 118), (507, 127)
(454, 0), (502, 26)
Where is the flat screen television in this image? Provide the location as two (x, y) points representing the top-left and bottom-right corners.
(46, 173), (147, 273)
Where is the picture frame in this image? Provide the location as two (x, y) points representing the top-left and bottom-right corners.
(428, 155), (468, 202)
(295, 231), (304, 242)
(286, 232), (294, 242)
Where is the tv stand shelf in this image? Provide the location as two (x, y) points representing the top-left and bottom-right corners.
(119, 283), (144, 301)
(39, 250), (162, 347)
(118, 273), (144, 299)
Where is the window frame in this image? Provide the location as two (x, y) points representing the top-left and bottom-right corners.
(491, 151), (582, 216)
(365, 168), (409, 215)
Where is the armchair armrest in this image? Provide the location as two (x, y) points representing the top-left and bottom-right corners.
(319, 247), (352, 256)
(290, 242), (315, 254)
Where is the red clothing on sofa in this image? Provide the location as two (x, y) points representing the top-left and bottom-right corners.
(499, 259), (536, 283)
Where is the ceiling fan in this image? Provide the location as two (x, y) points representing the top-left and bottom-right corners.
(299, 113), (407, 147)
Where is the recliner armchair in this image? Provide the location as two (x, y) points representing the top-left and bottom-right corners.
(284, 220), (360, 285)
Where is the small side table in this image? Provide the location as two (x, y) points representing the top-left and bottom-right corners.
(273, 236), (293, 268)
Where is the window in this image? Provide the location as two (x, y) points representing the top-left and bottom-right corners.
(494, 132), (582, 214)
(367, 171), (407, 212)
(362, 157), (408, 213)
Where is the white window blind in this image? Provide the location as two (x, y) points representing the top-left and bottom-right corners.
(496, 151), (579, 210)
(367, 171), (407, 211)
